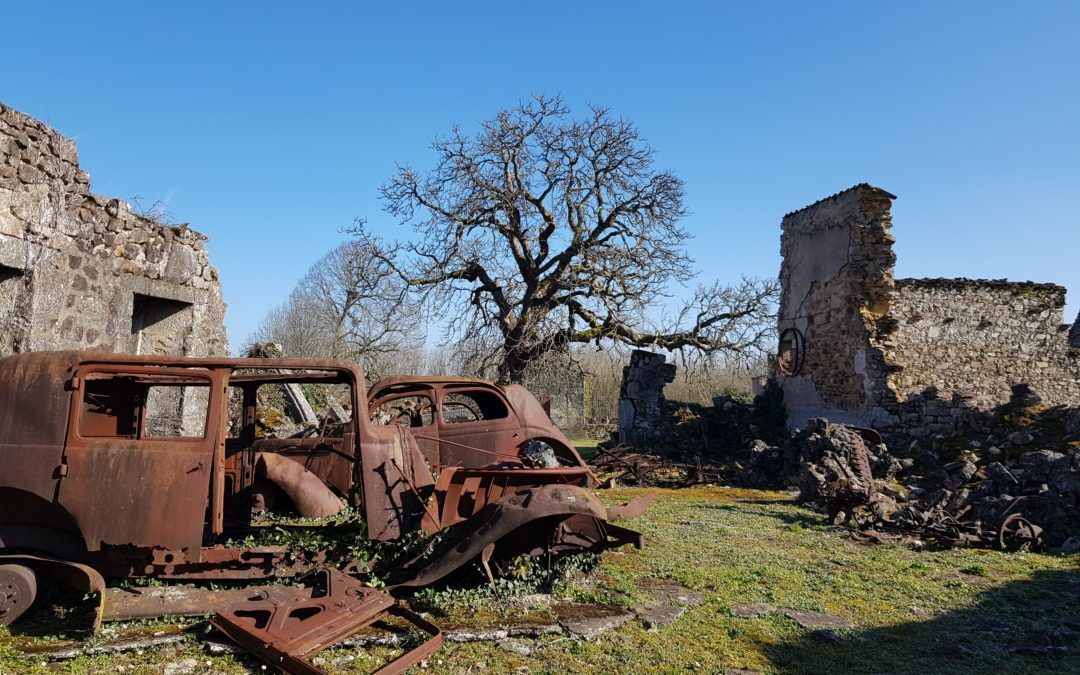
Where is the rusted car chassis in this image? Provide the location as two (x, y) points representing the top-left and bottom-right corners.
(0, 351), (646, 669)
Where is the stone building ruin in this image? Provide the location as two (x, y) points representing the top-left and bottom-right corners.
(0, 102), (226, 359)
(0, 103), (226, 434)
(776, 183), (1080, 436)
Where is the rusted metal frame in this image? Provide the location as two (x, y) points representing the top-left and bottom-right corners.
(108, 545), (324, 581)
(210, 569), (443, 675)
(229, 372), (346, 384)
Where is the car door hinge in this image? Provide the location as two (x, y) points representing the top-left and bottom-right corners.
(55, 462), (69, 478)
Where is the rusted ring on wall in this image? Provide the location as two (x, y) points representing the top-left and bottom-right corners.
(777, 327), (805, 377)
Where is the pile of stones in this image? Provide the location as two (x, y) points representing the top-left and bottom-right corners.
(737, 404), (1080, 553)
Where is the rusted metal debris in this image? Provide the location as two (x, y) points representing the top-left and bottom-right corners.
(588, 444), (724, 487)
(210, 569), (443, 675)
(769, 419), (1057, 552)
(0, 350), (647, 652)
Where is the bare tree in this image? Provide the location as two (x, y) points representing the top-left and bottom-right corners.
(251, 238), (423, 381)
(361, 94), (778, 383)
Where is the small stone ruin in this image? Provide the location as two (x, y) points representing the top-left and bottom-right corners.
(617, 350), (676, 448)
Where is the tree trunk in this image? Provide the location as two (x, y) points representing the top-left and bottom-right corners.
(497, 349), (530, 385)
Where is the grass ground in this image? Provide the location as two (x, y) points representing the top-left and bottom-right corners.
(2, 484), (1077, 674)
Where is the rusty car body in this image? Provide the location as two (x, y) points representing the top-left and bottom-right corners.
(367, 375), (589, 470)
(0, 351), (646, 632)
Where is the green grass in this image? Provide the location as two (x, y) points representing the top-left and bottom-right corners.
(2, 487), (1077, 674)
(572, 437), (601, 460)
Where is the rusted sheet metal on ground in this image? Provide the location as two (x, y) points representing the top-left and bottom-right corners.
(606, 493), (657, 522)
(210, 569), (443, 675)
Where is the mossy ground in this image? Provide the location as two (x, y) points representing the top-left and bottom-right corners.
(2, 484), (1077, 674)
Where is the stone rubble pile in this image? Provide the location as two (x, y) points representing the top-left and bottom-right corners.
(738, 419), (902, 525)
(738, 406), (1080, 552)
(893, 445), (1080, 551)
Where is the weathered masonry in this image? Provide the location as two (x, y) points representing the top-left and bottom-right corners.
(776, 183), (1080, 435)
(0, 102), (226, 358)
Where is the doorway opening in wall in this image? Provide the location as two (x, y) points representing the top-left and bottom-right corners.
(0, 265), (25, 356)
(131, 293), (193, 356)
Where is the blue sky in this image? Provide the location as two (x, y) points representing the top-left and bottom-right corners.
(2, 1), (1078, 349)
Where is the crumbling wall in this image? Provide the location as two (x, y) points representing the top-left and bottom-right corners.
(875, 279), (1080, 434)
(0, 102), (226, 358)
(776, 184), (897, 429)
(618, 350), (676, 448)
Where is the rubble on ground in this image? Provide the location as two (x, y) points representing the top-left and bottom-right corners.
(588, 384), (786, 488)
(736, 408), (1080, 552)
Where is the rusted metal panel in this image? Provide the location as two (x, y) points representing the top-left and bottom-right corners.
(360, 425), (437, 540)
(210, 569), (443, 675)
(58, 365), (225, 559)
(0, 353), (75, 505)
(392, 482), (638, 589)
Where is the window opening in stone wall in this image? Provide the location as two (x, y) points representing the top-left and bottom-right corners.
(131, 294), (193, 356)
(442, 390), (508, 423)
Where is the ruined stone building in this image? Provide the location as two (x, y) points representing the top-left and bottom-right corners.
(0, 102), (226, 359)
(776, 183), (1080, 436)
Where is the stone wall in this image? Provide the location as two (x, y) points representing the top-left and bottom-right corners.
(874, 278), (1080, 435)
(618, 350), (676, 448)
(776, 183), (1080, 436)
(0, 101), (226, 358)
(887, 279), (1078, 404)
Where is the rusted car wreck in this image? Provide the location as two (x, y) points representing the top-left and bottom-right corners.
(0, 351), (647, 670)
